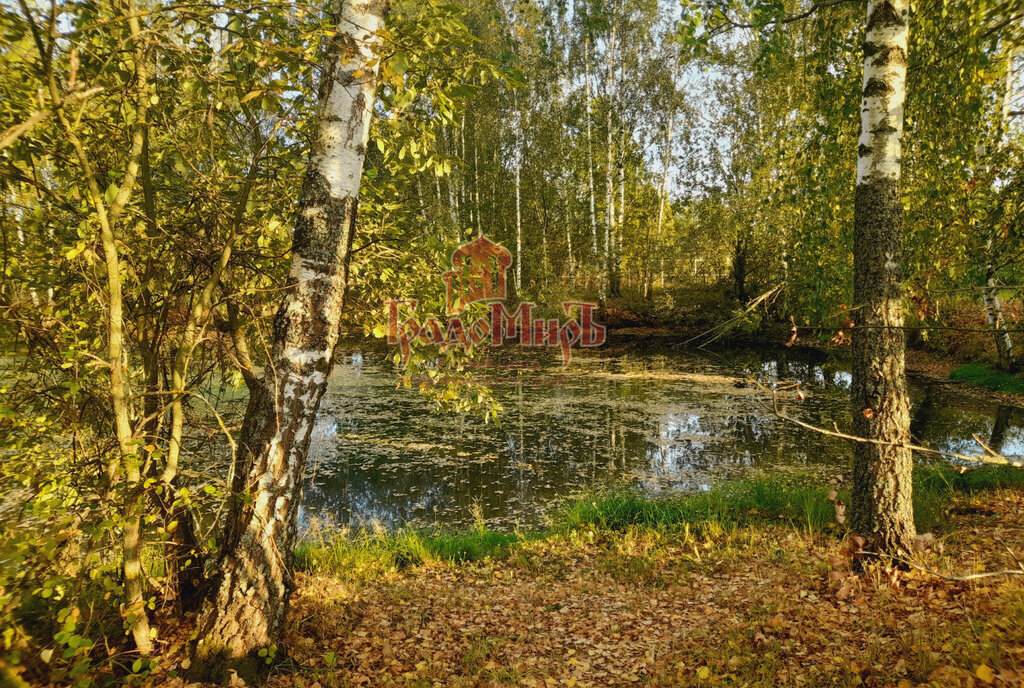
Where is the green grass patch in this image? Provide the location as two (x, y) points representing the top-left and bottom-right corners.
(295, 525), (521, 578)
(913, 462), (1024, 530)
(950, 362), (1024, 394)
(295, 465), (1024, 578)
(557, 478), (837, 536)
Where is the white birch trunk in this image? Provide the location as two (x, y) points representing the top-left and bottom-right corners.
(448, 128), (459, 223)
(515, 160), (523, 293)
(514, 91), (523, 293)
(191, 1), (387, 679)
(981, 51), (1017, 371)
(585, 37), (598, 260)
(850, 0), (916, 556)
(473, 122), (481, 236)
(601, 24), (616, 305)
(651, 59), (679, 298)
(983, 270), (1014, 370)
(565, 181), (575, 279)
(460, 115), (467, 228)
(614, 125), (626, 295)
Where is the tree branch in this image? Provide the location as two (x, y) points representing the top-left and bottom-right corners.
(764, 383), (1023, 468)
(857, 550), (1024, 581)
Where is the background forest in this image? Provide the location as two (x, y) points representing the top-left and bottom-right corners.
(2, 0), (1024, 685)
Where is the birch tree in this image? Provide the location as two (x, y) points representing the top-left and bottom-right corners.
(849, 0), (916, 556)
(602, 21), (617, 306)
(647, 58), (679, 300)
(585, 36), (599, 261)
(190, 0), (388, 679)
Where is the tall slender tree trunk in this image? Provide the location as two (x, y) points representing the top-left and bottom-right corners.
(515, 162), (523, 293)
(649, 59), (679, 300)
(23, 0), (155, 652)
(601, 24), (616, 307)
(190, 1), (387, 680)
(849, 0), (916, 557)
(612, 125), (626, 297)
(448, 129), (459, 224)
(557, 109), (575, 281)
(473, 120), (481, 236)
(514, 95), (523, 294)
(584, 37), (599, 263)
(460, 115), (467, 229)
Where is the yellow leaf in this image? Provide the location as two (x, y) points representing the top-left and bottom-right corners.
(352, 68), (364, 78)
(696, 666), (711, 680)
(898, 680), (913, 688)
(976, 664), (995, 683)
(240, 90), (262, 104)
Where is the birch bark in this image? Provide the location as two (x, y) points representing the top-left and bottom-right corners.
(190, 1), (387, 679)
(601, 24), (617, 306)
(849, 0), (916, 556)
(649, 59), (679, 299)
(585, 37), (599, 261)
(514, 93), (523, 293)
(982, 270), (1014, 370)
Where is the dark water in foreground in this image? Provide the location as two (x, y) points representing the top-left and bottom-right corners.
(299, 344), (1024, 532)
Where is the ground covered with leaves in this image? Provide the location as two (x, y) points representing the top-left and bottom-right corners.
(153, 488), (1024, 688)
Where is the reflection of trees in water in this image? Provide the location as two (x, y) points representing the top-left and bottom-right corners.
(300, 351), (1024, 532)
(911, 385), (1024, 461)
(990, 405), (1013, 453)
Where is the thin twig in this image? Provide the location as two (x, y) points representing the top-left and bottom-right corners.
(857, 550), (1024, 581)
(679, 284), (783, 349)
(761, 382), (1023, 468)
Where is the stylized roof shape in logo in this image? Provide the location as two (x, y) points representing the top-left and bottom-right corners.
(441, 234), (512, 315)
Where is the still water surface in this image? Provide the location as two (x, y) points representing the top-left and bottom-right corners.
(300, 344), (1024, 532)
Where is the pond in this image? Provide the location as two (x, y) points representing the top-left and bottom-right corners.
(299, 343), (1024, 533)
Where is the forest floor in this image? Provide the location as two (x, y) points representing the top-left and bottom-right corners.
(156, 485), (1024, 688)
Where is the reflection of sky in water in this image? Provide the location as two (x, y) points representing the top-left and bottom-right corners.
(299, 347), (1024, 533)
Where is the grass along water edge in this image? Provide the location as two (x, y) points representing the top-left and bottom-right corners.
(294, 464), (1024, 579)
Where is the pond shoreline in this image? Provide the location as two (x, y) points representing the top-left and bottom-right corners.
(603, 326), (1024, 408)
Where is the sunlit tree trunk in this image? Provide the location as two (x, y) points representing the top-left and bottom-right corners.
(514, 96), (523, 294)
(850, 0), (916, 557)
(585, 37), (599, 263)
(190, 1), (386, 680)
(648, 66), (676, 300)
(612, 125), (626, 297)
(473, 120), (481, 236)
(981, 49), (1017, 372)
(460, 115), (467, 227)
(564, 162), (575, 279)
(982, 270), (1014, 370)
(557, 112), (573, 280)
(448, 129), (459, 224)
(601, 24), (617, 306)
(21, 0), (155, 652)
